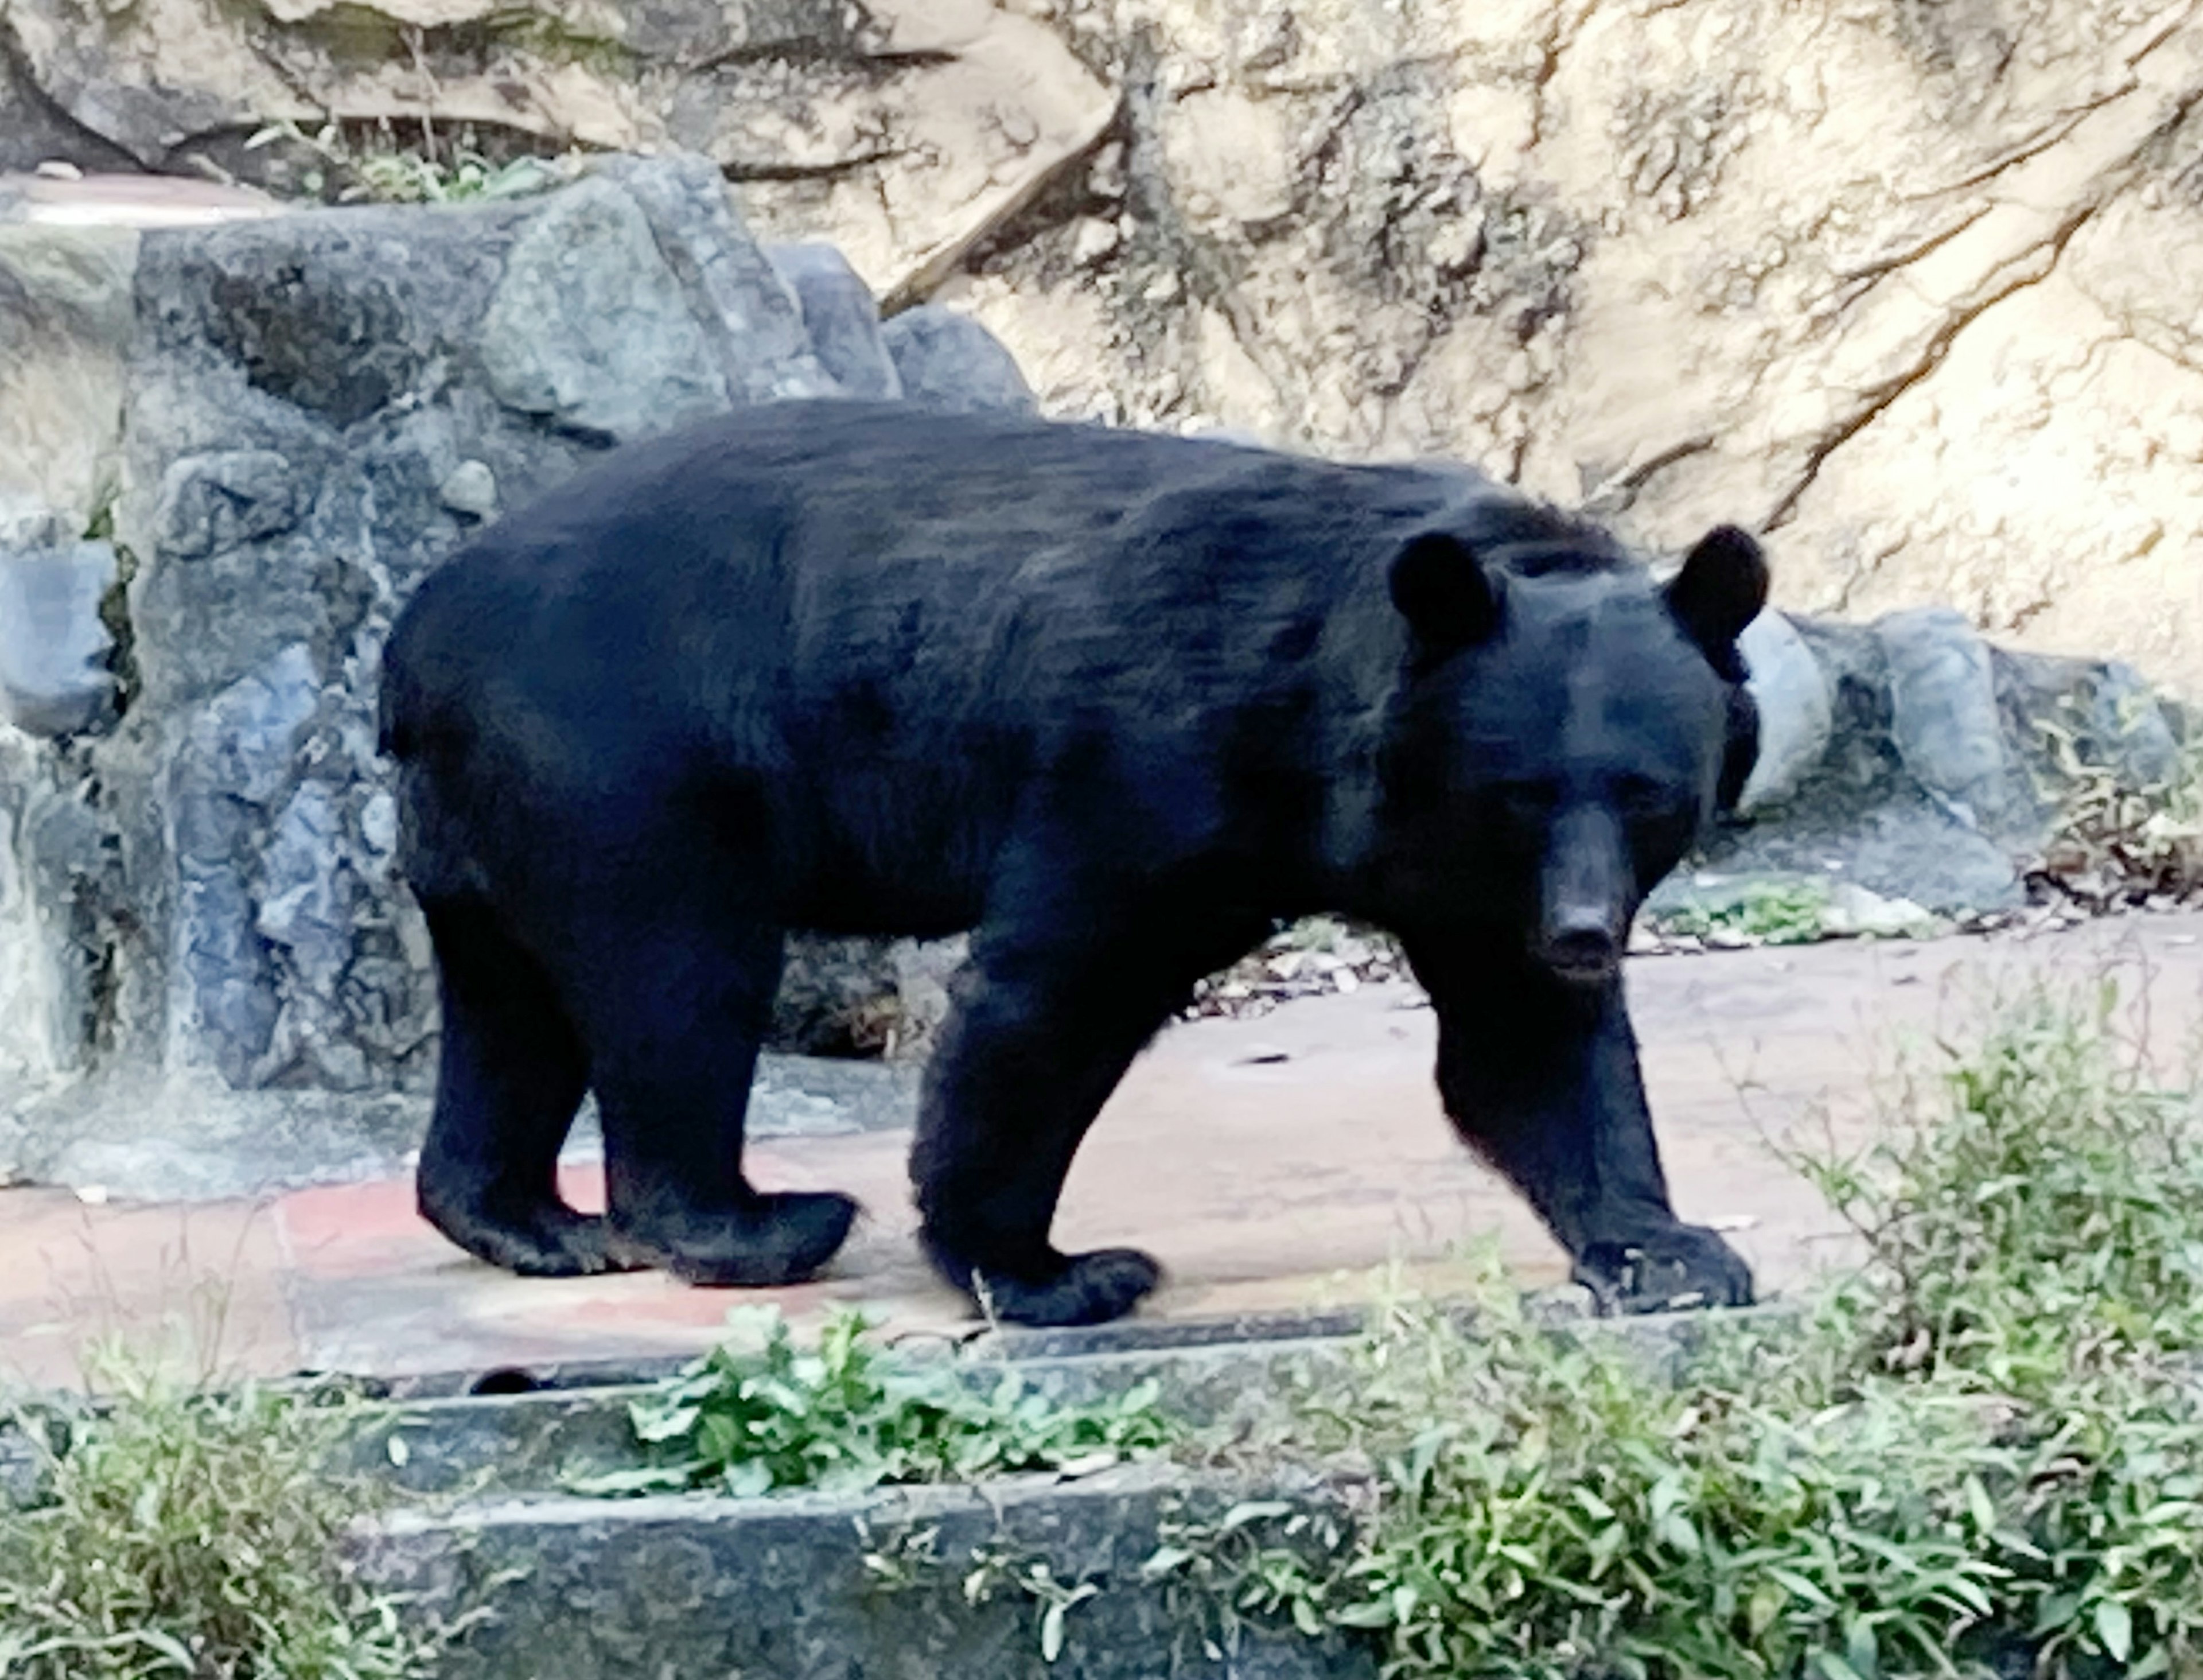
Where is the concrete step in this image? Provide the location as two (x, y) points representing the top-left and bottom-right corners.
(338, 1299), (1784, 1678)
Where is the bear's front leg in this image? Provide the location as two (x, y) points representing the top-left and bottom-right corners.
(913, 905), (1267, 1328)
(1400, 929), (1754, 1313)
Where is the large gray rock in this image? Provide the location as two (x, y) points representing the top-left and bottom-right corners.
(598, 157), (836, 408)
(478, 176), (748, 444)
(0, 541), (119, 737)
(0, 156), (968, 1197)
(1877, 606), (2020, 838)
(1666, 606), (2189, 918)
(881, 305), (1037, 415)
(1734, 608), (1832, 814)
(766, 242), (902, 400)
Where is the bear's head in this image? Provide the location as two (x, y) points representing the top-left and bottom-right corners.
(1375, 520), (1768, 987)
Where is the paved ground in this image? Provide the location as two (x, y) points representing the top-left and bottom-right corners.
(5, 913), (2200, 1393)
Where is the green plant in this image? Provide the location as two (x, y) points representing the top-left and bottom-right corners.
(244, 120), (574, 206)
(1655, 878), (1832, 946)
(0, 1350), (435, 1680)
(1241, 983), (2203, 1679)
(1789, 983), (2203, 1390)
(578, 1305), (1178, 1498)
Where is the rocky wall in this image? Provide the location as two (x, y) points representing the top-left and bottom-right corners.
(0, 157), (1021, 1195)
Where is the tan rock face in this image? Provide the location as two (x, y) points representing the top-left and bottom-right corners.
(959, 0), (2203, 695)
(7, 0), (2203, 691)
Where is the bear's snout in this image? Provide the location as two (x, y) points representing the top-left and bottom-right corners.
(1538, 806), (1629, 986)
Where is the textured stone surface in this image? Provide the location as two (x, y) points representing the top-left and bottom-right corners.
(1, 0), (1114, 312)
(0, 159), (955, 1193)
(767, 242), (902, 400)
(949, 0), (2203, 698)
(1735, 609), (1833, 815)
(477, 178), (727, 442)
(0, 541), (119, 737)
(1878, 606), (2019, 838)
(597, 155), (836, 406)
(0, 225), (136, 542)
(359, 1465), (1369, 1680)
(882, 305), (1038, 415)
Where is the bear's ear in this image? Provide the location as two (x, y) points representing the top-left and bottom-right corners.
(1663, 524), (1768, 675)
(1388, 531), (1503, 654)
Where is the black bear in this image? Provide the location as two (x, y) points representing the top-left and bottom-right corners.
(379, 401), (1767, 1327)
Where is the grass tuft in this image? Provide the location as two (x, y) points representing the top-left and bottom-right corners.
(0, 1349), (437, 1680)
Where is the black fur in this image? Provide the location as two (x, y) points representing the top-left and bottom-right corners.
(380, 402), (1768, 1325)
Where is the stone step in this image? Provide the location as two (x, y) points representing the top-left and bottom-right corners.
(334, 1300), (1786, 1678)
(355, 1463), (1372, 1680)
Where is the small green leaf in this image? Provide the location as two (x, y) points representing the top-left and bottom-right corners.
(2095, 1600), (2133, 1663)
(1040, 1600), (1069, 1663)
(1748, 1579), (1786, 1637)
(1963, 1474), (1995, 1533)
(1330, 1600), (1398, 1629)
(1139, 1545), (1193, 1581)
(1220, 1500), (1294, 1533)
(119, 1628), (196, 1671)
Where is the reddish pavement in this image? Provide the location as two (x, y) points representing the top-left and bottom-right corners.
(5, 914), (2198, 1393)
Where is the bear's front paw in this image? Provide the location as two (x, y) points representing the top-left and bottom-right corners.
(1574, 1224), (1754, 1315)
(612, 1189), (859, 1287)
(930, 1244), (1163, 1327)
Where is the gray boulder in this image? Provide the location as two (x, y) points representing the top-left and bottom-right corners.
(1662, 606), (2189, 919)
(766, 243), (902, 400)
(1734, 608), (1832, 814)
(881, 305), (1037, 415)
(0, 540), (118, 736)
(478, 166), (836, 444)
(1878, 606), (2021, 838)
(0, 155), (971, 1199)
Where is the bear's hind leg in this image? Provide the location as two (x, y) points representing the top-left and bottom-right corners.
(581, 916), (857, 1287)
(417, 900), (627, 1277)
(1399, 928), (1753, 1314)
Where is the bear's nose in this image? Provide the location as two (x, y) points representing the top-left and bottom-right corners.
(1542, 916), (1620, 985)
